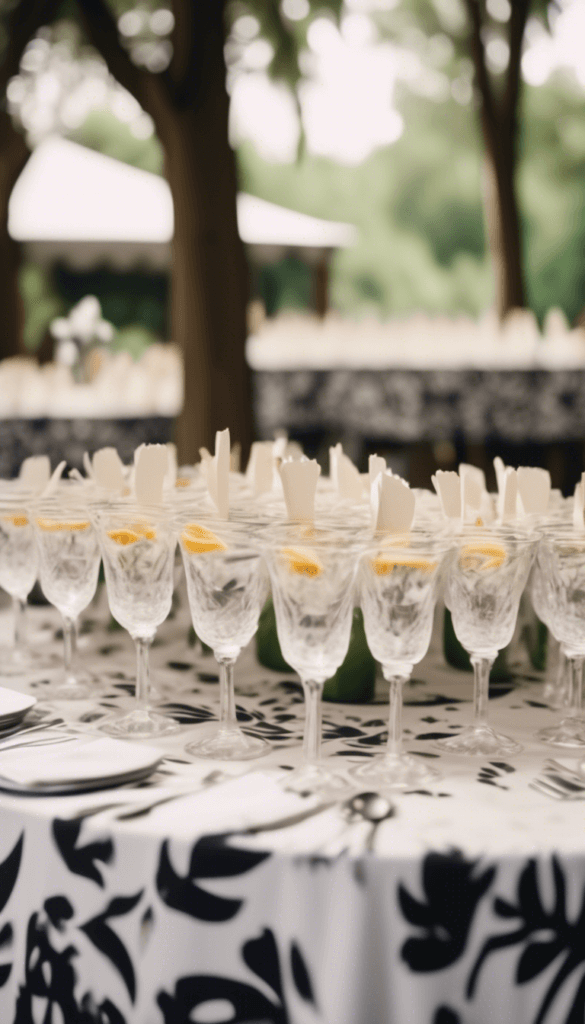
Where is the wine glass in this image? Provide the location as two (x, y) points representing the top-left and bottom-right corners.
(92, 500), (178, 738)
(265, 524), (364, 794)
(437, 524), (536, 756)
(529, 559), (570, 709)
(34, 492), (102, 699)
(0, 489), (52, 677)
(534, 528), (585, 747)
(177, 516), (270, 760)
(354, 531), (449, 789)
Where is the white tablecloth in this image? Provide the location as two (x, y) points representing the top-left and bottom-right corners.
(0, 590), (582, 1024)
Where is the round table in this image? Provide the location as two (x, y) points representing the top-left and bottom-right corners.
(0, 595), (582, 1024)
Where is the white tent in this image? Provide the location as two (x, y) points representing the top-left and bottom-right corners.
(9, 136), (356, 270)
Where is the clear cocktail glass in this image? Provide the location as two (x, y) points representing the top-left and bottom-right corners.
(0, 489), (53, 677)
(529, 559), (570, 709)
(535, 528), (585, 747)
(354, 530), (449, 789)
(92, 500), (178, 738)
(34, 492), (101, 699)
(265, 524), (364, 794)
(178, 516), (270, 760)
(437, 524), (536, 756)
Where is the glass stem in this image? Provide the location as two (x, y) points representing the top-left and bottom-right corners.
(13, 596), (27, 652)
(385, 675), (406, 758)
(135, 636), (152, 710)
(568, 657), (583, 719)
(218, 656), (237, 732)
(302, 679), (323, 764)
(471, 655), (495, 730)
(62, 616), (78, 683)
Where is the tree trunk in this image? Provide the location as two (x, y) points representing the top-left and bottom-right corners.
(483, 141), (525, 319)
(0, 112), (29, 360)
(159, 17), (253, 465)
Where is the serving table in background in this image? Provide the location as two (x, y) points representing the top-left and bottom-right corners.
(0, 596), (584, 1024)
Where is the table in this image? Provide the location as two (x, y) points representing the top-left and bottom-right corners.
(0, 592), (583, 1024)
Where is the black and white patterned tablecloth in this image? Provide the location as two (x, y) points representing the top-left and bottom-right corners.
(0, 592), (584, 1024)
(253, 368), (585, 444)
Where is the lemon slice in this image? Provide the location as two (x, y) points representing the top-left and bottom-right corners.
(459, 541), (507, 571)
(129, 522), (156, 541)
(282, 546), (323, 577)
(175, 477), (191, 488)
(371, 554), (438, 576)
(37, 517), (90, 532)
(181, 523), (227, 554)
(3, 513), (29, 527)
(107, 528), (140, 546)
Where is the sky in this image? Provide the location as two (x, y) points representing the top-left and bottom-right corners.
(229, 0), (585, 165)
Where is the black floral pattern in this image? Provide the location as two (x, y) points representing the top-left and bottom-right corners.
(468, 856), (585, 1024)
(399, 850), (496, 971)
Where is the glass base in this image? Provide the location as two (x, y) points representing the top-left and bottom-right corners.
(282, 761), (353, 797)
(0, 645), (60, 678)
(538, 717), (585, 748)
(100, 707), (179, 739)
(186, 727), (270, 761)
(39, 670), (98, 701)
(436, 724), (522, 757)
(543, 680), (571, 710)
(352, 752), (441, 791)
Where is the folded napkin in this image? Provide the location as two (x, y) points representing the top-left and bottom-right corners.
(202, 428), (230, 519)
(148, 771), (319, 838)
(371, 470), (415, 534)
(517, 466), (551, 516)
(280, 457), (321, 522)
(246, 441), (274, 496)
(19, 455), (51, 493)
(134, 444), (169, 505)
(92, 447), (125, 493)
(574, 473), (585, 530)
(0, 736), (162, 788)
(329, 444), (363, 502)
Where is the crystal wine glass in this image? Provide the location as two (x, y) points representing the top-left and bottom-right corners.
(534, 528), (585, 747)
(92, 500), (178, 738)
(178, 516), (270, 760)
(0, 489), (51, 677)
(34, 493), (102, 699)
(354, 531), (449, 789)
(265, 524), (364, 794)
(437, 524), (536, 756)
(529, 559), (570, 709)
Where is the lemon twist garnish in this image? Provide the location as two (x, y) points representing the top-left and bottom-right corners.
(175, 477), (191, 488)
(129, 522), (156, 540)
(3, 513), (29, 527)
(107, 528), (140, 546)
(37, 517), (90, 532)
(371, 554), (437, 575)
(282, 546), (323, 577)
(459, 541), (507, 571)
(181, 523), (227, 554)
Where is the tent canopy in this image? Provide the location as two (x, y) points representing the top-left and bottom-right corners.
(9, 136), (356, 261)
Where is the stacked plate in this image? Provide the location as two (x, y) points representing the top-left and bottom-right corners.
(0, 734), (163, 795)
(0, 688), (37, 739)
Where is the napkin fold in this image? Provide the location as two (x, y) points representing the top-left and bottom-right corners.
(498, 466), (518, 522)
(432, 469), (461, 519)
(574, 473), (585, 530)
(372, 470), (415, 534)
(134, 444), (169, 505)
(329, 444), (363, 502)
(246, 441), (274, 496)
(517, 466), (551, 515)
(92, 447), (125, 493)
(368, 454), (386, 491)
(202, 428), (230, 519)
(19, 456), (51, 493)
(280, 457), (321, 523)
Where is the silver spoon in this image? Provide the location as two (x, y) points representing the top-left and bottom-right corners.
(344, 791), (396, 852)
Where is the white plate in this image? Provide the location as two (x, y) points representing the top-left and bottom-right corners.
(0, 688), (37, 720)
(0, 735), (163, 792)
(0, 763), (159, 796)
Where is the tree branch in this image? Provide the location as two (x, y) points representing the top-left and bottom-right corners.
(462, 0), (499, 151)
(168, 0), (196, 98)
(75, 0), (170, 120)
(0, 0), (63, 92)
(503, 0), (529, 137)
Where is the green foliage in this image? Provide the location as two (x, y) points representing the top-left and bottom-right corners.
(18, 264), (64, 352)
(70, 107), (163, 174)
